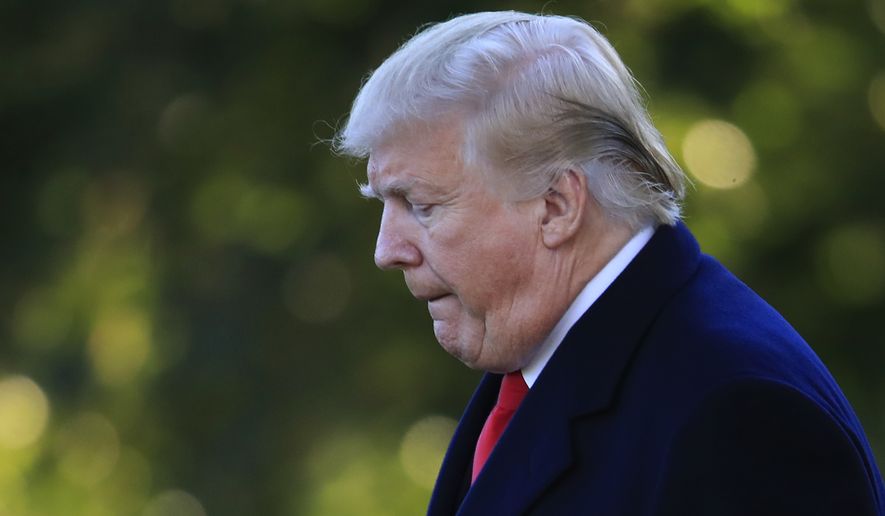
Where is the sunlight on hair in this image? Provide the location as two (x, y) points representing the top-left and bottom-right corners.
(682, 119), (756, 189)
(0, 376), (50, 449)
(399, 415), (457, 489)
(282, 254), (352, 324)
(88, 309), (152, 386)
(143, 489), (207, 516)
(56, 412), (121, 487)
(868, 72), (885, 131)
(815, 224), (885, 306)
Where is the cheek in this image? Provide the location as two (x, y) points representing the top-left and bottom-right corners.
(487, 222), (535, 274)
(429, 204), (535, 305)
(461, 234), (533, 310)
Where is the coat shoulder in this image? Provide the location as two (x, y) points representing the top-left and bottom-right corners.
(652, 378), (881, 515)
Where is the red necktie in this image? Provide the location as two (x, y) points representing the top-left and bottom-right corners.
(472, 371), (529, 483)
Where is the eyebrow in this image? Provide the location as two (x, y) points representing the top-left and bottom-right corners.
(358, 182), (379, 200)
(358, 177), (443, 201)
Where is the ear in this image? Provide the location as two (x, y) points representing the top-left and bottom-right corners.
(540, 169), (589, 248)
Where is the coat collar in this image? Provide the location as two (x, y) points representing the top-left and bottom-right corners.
(429, 222), (702, 515)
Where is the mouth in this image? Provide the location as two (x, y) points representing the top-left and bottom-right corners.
(425, 293), (452, 320)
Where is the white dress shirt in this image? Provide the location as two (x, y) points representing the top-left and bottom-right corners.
(521, 226), (655, 388)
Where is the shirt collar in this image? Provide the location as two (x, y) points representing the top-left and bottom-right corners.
(521, 225), (656, 388)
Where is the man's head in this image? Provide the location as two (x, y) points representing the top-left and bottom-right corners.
(336, 12), (686, 372)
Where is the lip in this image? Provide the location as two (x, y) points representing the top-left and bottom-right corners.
(412, 291), (450, 302)
(426, 294), (451, 319)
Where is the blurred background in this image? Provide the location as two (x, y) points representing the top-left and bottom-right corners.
(1, 0), (884, 514)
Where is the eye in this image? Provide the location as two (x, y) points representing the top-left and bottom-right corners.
(410, 202), (435, 219)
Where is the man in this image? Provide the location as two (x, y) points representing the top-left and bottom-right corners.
(335, 11), (884, 515)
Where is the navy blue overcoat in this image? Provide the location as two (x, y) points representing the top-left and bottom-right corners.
(429, 223), (885, 515)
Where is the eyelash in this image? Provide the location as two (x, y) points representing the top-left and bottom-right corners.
(409, 202), (434, 218)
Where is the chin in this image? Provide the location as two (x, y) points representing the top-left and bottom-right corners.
(439, 339), (478, 367)
(435, 320), (522, 372)
(436, 334), (487, 370)
(446, 339), (522, 374)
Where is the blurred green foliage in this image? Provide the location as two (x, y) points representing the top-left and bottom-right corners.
(1, 0), (884, 514)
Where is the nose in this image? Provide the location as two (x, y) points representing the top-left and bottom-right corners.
(374, 204), (422, 270)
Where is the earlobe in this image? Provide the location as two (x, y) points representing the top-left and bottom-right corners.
(540, 169), (588, 249)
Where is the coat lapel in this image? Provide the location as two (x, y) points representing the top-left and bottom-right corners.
(428, 373), (500, 516)
(431, 223), (702, 515)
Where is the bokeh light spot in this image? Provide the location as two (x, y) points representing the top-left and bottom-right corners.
(305, 432), (427, 515)
(399, 415), (457, 489)
(283, 254), (352, 323)
(868, 71), (885, 131)
(88, 309), (152, 386)
(816, 224), (885, 306)
(56, 412), (121, 487)
(143, 489), (207, 516)
(0, 471), (26, 514)
(191, 174), (307, 253)
(235, 185), (306, 253)
(0, 376), (50, 449)
(682, 119), (756, 189)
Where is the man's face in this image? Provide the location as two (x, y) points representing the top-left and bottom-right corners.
(366, 123), (547, 372)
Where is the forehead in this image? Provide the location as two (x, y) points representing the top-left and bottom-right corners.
(366, 122), (468, 197)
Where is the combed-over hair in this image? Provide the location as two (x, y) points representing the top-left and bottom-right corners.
(334, 11), (686, 228)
